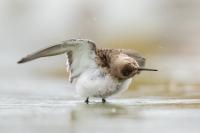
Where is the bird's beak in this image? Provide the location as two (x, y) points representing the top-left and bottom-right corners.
(138, 68), (158, 72)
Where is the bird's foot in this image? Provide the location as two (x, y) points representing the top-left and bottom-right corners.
(85, 97), (89, 104)
(102, 98), (106, 104)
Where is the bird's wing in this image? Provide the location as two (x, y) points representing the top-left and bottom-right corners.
(120, 49), (146, 67)
(18, 39), (97, 82)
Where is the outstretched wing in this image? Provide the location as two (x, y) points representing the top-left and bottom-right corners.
(18, 39), (97, 82)
(120, 49), (146, 67)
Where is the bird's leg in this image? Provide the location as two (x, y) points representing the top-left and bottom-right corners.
(102, 98), (106, 103)
(85, 97), (89, 104)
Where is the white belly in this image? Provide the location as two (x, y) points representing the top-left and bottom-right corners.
(75, 68), (132, 98)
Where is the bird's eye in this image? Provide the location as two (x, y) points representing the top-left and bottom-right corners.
(121, 64), (134, 77)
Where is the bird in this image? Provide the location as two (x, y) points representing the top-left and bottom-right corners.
(17, 39), (157, 104)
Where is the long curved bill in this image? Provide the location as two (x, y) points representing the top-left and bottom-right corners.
(138, 68), (158, 72)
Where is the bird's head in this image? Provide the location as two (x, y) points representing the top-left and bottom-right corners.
(110, 54), (140, 79)
(110, 54), (158, 80)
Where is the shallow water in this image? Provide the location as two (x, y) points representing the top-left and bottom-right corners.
(0, 96), (200, 133)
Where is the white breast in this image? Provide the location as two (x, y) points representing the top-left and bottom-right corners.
(75, 68), (132, 98)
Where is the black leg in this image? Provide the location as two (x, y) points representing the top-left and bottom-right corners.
(85, 97), (89, 104)
(102, 98), (106, 103)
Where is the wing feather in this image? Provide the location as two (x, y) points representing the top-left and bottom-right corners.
(18, 39), (97, 82)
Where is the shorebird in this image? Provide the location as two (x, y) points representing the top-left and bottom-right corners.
(18, 39), (157, 104)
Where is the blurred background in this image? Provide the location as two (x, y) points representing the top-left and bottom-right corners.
(1, 0), (200, 133)
(1, 0), (200, 98)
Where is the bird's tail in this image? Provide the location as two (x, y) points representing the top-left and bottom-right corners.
(17, 43), (68, 64)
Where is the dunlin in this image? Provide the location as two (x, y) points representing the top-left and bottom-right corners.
(18, 39), (157, 103)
